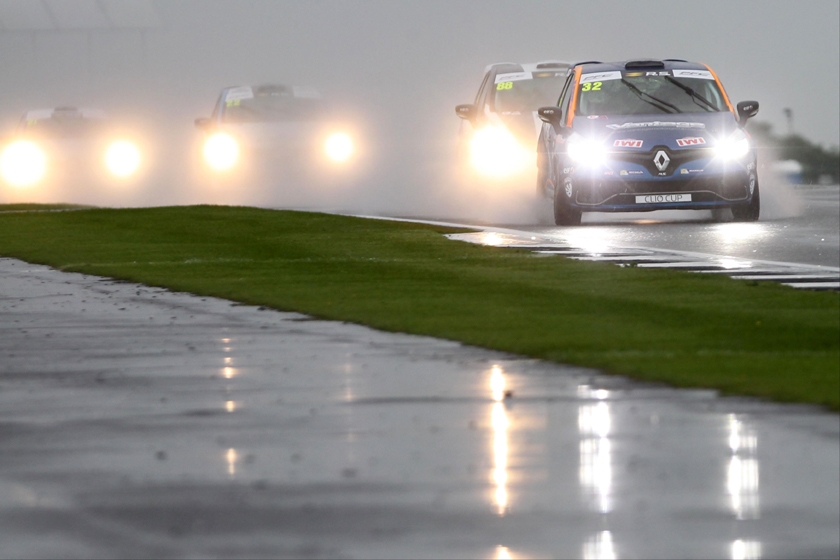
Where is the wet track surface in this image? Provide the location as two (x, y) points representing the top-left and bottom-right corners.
(559, 186), (839, 269)
(390, 186), (840, 291)
(0, 258), (838, 559)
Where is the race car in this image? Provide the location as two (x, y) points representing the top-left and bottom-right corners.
(194, 84), (360, 184)
(0, 107), (143, 193)
(536, 59), (760, 225)
(455, 61), (571, 178)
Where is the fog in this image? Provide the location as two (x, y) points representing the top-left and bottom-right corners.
(0, 0), (837, 220)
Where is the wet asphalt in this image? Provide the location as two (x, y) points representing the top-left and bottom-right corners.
(0, 255), (838, 559)
(431, 186), (839, 270)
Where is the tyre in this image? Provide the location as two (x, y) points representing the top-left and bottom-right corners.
(732, 174), (760, 222)
(554, 179), (582, 226)
(536, 167), (548, 198)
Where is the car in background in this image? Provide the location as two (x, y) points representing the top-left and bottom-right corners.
(0, 107), (143, 192)
(536, 59), (760, 225)
(455, 61), (571, 178)
(194, 84), (361, 184)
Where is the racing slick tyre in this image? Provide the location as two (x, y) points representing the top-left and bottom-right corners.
(554, 179), (582, 226)
(732, 174), (760, 222)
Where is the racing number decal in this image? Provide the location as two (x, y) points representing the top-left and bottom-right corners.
(225, 99), (241, 107)
(496, 81), (514, 91)
(581, 82), (602, 92)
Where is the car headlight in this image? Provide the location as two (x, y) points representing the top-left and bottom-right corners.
(324, 133), (354, 163)
(104, 140), (141, 178)
(0, 140), (47, 187)
(469, 126), (530, 177)
(203, 132), (239, 171)
(566, 134), (607, 166)
(714, 130), (750, 160)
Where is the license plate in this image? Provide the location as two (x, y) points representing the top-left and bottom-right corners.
(635, 193), (692, 204)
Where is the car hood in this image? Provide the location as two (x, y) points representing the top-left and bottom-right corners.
(571, 112), (740, 151)
(486, 111), (542, 148)
(221, 122), (319, 149)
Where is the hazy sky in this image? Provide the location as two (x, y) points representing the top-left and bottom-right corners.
(0, 0), (838, 146)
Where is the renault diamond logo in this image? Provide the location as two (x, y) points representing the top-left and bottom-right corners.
(653, 150), (670, 171)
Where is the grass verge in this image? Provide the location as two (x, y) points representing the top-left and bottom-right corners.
(0, 204), (837, 410)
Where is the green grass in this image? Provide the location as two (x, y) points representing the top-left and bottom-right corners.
(1, 204), (838, 410)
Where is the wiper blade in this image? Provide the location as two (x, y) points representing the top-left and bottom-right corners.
(664, 76), (717, 112)
(619, 79), (680, 114)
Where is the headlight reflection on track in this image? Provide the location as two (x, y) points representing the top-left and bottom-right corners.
(203, 132), (240, 172)
(0, 140), (47, 187)
(104, 141), (141, 178)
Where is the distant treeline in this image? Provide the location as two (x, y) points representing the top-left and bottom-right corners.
(748, 122), (840, 185)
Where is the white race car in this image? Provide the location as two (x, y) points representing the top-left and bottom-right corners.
(455, 61), (571, 178)
(0, 107), (143, 193)
(195, 84), (361, 188)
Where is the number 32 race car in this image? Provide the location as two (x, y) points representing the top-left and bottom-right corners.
(536, 59), (760, 225)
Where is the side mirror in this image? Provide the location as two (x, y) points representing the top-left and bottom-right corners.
(736, 101), (759, 125)
(455, 104), (477, 123)
(537, 106), (567, 134)
(194, 117), (212, 131)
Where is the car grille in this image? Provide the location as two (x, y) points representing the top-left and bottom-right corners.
(611, 145), (712, 177)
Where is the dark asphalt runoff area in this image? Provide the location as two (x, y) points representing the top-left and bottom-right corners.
(0, 248), (838, 558)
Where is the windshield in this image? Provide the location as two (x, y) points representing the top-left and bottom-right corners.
(21, 116), (107, 139)
(575, 70), (727, 116)
(221, 85), (326, 124)
(490, 71), (567, 114)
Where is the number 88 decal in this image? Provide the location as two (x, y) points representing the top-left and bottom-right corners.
(496, 82), (514, 91)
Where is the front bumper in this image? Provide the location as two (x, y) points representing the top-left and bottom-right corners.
(564, 151), (755, 212)
(571, 175), (752, 212)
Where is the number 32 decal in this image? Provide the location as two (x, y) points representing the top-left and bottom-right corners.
(581, 82), (602, 92)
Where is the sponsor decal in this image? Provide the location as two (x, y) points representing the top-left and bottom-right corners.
(672, 69), (714, 80)
(628, 170), (644, 175)
(604, 170), (614, 176)
(613, 139), (644, 148)
(620, 170), (628, 176)
(644, 71), (671, 76)
(580, 71), (622, 83)
(495, 72), (530, 84)
(608, 121), (705, 130)
(635, 194), (692, 204)
(676, 137), (706, 147)
(587, 115), (606, 119)
(225, 86), (254, 101)
(688, 169), (704, 173)
(681, 169), (689, 175)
